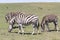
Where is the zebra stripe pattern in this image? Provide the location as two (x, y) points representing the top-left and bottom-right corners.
(9, 13), (39, 34)
(16, 13), (38, 24)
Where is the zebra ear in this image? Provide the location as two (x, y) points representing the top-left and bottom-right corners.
(5, 16), (8, 23)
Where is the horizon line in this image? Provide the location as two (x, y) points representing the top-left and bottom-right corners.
(0, 2), (60, 3)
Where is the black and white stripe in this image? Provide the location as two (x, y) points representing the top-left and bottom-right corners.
(9, 13), (40, 34)
(15, 13), (39, 25)
(5, 12), (19, 23)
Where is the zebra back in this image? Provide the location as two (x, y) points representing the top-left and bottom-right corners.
(14, 13), (39, 24)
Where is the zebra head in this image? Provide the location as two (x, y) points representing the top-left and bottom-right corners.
(5, 12), (18, 23)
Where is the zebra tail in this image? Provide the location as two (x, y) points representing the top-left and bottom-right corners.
(37, 21), (40, 29)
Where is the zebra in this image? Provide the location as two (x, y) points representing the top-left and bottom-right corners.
(8, 13), (40, 34)
(41, 14), (59, 32)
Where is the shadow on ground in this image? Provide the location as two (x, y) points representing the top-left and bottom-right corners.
(10, 32), (41, 35)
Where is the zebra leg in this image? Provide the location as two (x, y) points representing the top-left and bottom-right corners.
(8, 24), (13, 32)
(36, 21), (39, 34)
(46, 23), (50, 32)
(54, 22), (59, 32)
(56, 25), (59, 32)
(18, 25), (21, 34)
(18, 24), (24, 34)
(32, 26), (39, 35)
(32, 24), (36, 35)
(41, 24), (45, 32)
(37, 27), (39, 34)
(32, 27), (35, 35)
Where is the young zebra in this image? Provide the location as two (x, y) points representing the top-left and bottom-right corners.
(9, 13), (40, 34)
(41, 14), (59, 32)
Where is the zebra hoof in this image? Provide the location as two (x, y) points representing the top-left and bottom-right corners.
(18, 31), (21, 34)
(57, 31), (58, 32)
(18, 32), (20, 34)
(8, 30), (12, 32)
(32, 32), (34, 35)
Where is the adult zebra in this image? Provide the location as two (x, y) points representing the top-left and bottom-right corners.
(9, 13), (40, 34)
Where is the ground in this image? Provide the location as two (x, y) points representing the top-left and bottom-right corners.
(0, 3), (60, 40)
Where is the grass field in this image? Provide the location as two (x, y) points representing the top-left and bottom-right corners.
(0, 3), (60, 40)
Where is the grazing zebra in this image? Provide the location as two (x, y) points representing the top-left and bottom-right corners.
(41, 14), (59, 32)
(9, 13), (40, 34)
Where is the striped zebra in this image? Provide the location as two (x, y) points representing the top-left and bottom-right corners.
(9, 13), (40, 34)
